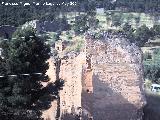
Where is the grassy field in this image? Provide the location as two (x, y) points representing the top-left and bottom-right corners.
(63, 35), (85, 53)
(59, 11), (160, 31)
(97, 11), (159, 29)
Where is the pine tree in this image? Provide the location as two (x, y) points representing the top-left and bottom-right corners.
(0, 26), (50, 120)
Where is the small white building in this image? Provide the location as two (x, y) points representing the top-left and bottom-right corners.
(151, 84), (160, 92)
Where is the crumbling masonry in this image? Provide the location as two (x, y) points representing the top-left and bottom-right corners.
(57, 33), (146, 120)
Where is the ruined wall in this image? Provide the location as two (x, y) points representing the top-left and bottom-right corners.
(59, 52), (85, 117)
(82, 34), (146, 120)
(56, 32), (146, 120)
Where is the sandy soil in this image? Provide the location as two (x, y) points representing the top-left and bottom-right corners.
(42, 58), (57, 120)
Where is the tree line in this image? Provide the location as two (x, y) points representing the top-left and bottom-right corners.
(0, 0), (159, 26)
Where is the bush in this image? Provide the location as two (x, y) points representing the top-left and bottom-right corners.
(73, 15), (89, 35)
(67, 35), (72, 40)
(145, 79), (152, 89)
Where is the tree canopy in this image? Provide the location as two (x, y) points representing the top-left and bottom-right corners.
(0, 0), (159, 26)
(0, 26), (50, 120)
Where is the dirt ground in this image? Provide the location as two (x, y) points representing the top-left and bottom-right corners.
(42, 58), (57, 120)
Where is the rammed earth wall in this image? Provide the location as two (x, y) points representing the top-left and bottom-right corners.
(82, 33), (146, 120)
(58, 33), (146, 120)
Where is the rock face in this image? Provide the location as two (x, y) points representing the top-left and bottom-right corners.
(57, 33), (146, 120)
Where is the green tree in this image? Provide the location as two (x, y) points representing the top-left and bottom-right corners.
(122, 23), (135, 43)
(134, 25), (151, 46)
(89, 18), (99, 29)
(73, 15), (89, 35)
(122, 23), (132, 32)
(143, 48), (160, 84)
(0, 26), (50, 119)
(150, 25), (160, 37)
(105, 12), (112, 20)
(111, 13), (123, 27)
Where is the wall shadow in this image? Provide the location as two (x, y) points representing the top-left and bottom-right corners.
(82, 73), (143, 120)
(34, 80), (64, 111)
(143, 92), (160, 120)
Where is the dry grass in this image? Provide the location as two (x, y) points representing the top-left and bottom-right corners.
(64, 35), (85, 53)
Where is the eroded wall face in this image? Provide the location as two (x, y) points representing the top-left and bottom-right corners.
(58, 35), (146, 120)
(59, 53), (84, 116)
(82, 37), (146, 120)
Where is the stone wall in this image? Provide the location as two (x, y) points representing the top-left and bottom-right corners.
(59, 52), (85, 117)
(82, 34), (146, 120)
(55, 32), (146, 120)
